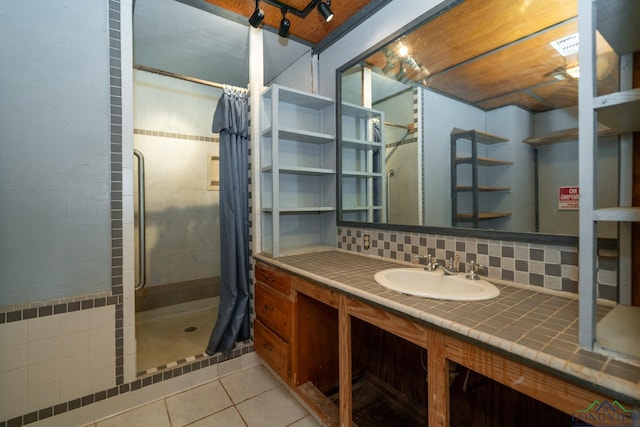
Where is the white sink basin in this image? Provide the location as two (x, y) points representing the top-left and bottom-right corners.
(374, 268), (500, 301)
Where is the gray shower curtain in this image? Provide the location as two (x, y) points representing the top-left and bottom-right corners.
(206, 89), (250, 355)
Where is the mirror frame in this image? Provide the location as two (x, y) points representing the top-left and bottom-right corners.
(335, 0), (578, 246)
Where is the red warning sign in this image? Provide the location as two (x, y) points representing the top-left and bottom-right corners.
(558, 186), (579, 210)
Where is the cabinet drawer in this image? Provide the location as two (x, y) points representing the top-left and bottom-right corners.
(255, 262), (290, 295)
(254, 319), (289, 381)
(255, 283), (291, 340)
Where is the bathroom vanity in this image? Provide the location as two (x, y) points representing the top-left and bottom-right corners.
(254, 251), (639, 427)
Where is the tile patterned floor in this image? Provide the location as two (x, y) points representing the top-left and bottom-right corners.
(89, 364), (322, 427)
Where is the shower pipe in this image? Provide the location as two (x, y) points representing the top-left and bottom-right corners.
(134, 149), (146, 291)
(386, 169), (395, 219)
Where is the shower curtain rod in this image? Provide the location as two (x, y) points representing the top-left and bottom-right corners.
(133, 64), (249, 93)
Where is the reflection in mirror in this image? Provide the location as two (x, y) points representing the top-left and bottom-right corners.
(338, 0), (621, 239)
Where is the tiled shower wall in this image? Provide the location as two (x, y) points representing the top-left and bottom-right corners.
(337, 226), (619, 301)
(0, 2), (255, 426)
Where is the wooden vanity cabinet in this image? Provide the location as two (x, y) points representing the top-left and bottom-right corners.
(254, 262), (292, 382)
(254, 261), (626, 427)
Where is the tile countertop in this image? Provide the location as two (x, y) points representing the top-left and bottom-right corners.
(254, 250), (640, 406)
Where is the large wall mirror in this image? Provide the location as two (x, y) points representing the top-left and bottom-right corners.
(337, 0), (622, 244)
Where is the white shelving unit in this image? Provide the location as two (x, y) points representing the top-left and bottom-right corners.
(340, 102), (385, 223)
(579, 0), (640, 358)
(260, 85), (336, 257)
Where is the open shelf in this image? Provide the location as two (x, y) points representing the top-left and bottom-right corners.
(455, 157), (513, 166)
(592, 207), (640, 222)
(341, 137), (383, 148)
(593, 88), (640, 134)
(456, 212), (512, 221)
(456, 186), (510, 192)
(522, 125), (617, 146)
(262, 127), (335, 144)
(451, 127), (508, 144)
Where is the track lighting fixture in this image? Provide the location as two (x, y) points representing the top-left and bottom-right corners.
(318, 1), (333, 22)
(248, 0), (336, 38)
(248, 0), (264, 28)
(396, 62), (406, 80)
(279, 8), (290, 38)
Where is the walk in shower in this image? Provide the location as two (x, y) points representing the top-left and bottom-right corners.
(133, 68), (222, 373)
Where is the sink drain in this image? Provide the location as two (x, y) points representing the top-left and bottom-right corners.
(184, 326), (198, 333)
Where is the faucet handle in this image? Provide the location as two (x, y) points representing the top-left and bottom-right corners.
(414, 253), (432, 262)
(465, 260), (484, 280)
(414, 253), (438, 271)
(447, 257), (457, 271)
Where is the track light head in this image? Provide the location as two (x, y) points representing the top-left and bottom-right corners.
(279, 8), (290, 38)
(381, 61), (394, 75)
(318, 1), (333, 22)
(248, 0), (264, 28)
(249, 8), (264, 28)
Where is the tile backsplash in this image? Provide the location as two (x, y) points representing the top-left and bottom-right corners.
(337, 226), (618, 301)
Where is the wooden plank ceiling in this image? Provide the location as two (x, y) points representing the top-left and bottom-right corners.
(206, 0), (619, 112)
(362, 0), (619, 112)
(203, 0), (373, 45)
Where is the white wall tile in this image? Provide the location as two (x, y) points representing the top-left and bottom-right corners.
(545, 275), (563, 291)
(89, 306), (114, 330)
(59, 310), (89, 336)
(27, 381), (59, 412)
(0, 320), (27, 347)
(27, 359), (58, 389)
(0, 390), (27, 421)
(123, 352), (137, 384)
(0, 367), (26, 396)
(59, 331), (89, 358)
(190, 364), (219, 387)
(59, 373), (89, 402)
(28, 337), (58, 366)
(218, 352), (260, 378)
(123, 324), (135, 354)
(89, 367), (116, 393)
(89, 326), (114, 353)
(27, 316), (59, 342)
(0, 343), (27, 371)
(59, 353), (89, 379)
(89, 348), (115, 372)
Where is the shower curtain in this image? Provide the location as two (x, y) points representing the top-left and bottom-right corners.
(206, 88), (250, 355)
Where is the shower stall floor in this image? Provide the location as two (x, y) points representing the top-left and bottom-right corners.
(136, 297), (219, 372)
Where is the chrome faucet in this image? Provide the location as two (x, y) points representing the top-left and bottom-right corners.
(414, 254), (438, 271)
(439, 257), (458, 275)
(465, 260), (485, 280)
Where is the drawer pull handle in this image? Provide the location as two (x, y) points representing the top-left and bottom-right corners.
(263, 343), (273, 352)
(264, 304), (274, 311)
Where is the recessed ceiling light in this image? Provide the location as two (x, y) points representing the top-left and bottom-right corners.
(550, 33), (579, 57)
(566, 65), (580, 79)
